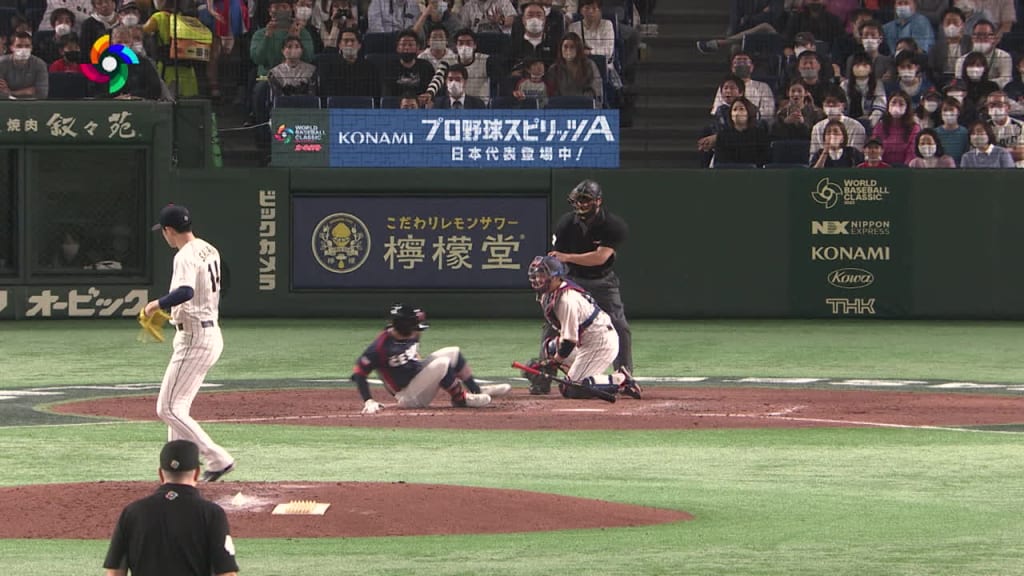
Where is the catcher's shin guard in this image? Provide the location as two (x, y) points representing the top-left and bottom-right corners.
(558, 376), (619, 399)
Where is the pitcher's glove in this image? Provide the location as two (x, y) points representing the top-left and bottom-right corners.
(137, 309), (171, 343)
(523, 358), (557, 395)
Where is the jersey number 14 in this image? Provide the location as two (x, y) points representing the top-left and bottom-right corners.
(208, 260), (221, 293)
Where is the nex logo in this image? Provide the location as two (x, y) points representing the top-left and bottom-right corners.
(811, 221), (849, 235)
(826, 297), (876, 315)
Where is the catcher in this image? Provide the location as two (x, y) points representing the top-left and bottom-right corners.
(525, 255), (641, 400)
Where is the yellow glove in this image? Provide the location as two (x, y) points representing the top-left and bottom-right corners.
(137, 309), (171, 343)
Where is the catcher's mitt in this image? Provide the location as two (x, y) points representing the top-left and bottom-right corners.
(522, 358), (558, 395)
(137, 309), (171, 343)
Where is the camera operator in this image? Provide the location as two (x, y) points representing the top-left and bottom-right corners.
(318, 0), (359, 49)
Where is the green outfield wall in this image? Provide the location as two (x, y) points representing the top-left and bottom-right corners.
(0, 99), (1022, 319)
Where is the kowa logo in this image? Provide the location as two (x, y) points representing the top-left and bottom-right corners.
(811, 246), (890, 261)
(828, 268), (875, 289)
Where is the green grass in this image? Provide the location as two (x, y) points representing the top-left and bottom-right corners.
(4, 319), (1024, 386)
(1, 319), (1024, 575)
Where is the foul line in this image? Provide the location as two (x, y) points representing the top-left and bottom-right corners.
(691, 412), (1024, 434)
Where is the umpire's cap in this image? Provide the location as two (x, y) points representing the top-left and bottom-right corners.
(160, 440), (200, 472)
(152, 204), (192, 232)
(389, 303), (430, 333)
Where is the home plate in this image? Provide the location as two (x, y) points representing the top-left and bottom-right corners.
(553, 408), (607, 413)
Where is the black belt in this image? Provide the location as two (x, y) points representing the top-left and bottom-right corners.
(574, 269), (613, 280)
(176, 320), (216, 330)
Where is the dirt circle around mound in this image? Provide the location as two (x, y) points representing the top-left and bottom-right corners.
(0, 481), (692, 539)
(26, 385), (1023, 540)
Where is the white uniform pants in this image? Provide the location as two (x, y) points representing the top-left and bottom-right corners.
(395, 346), (461, 408)
(565, 324), (619, 383)
(156, 326), (234, 471)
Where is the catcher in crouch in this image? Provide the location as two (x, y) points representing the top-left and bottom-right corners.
(352, 303), (511, 414)
(528, 256), (642, 400)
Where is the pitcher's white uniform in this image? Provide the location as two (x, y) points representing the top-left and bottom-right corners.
(155, 238), (233, 472)
(542, 281), (619, 383)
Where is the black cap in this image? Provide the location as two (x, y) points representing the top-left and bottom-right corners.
(160, 440), (200, 472)
(152, 204), (191, 232)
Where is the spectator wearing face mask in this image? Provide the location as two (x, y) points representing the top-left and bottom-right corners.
(35, 8), (77, 64)
(969, 0), (1016, 42)
(909, 128), (957, 168)
(872, 89), (921, 165)
(318, 28), (382, 98)
(48, 32), (83, 73)
(452, 28), (490, 102)
(847, 19), (893, 82)
(0, 32), (48, 98)
(936, 96), (970, 163)
(710, 52), (774, 126)
(958, 51), (1000, 110)
(512, 56), (552, 105)
(841, 52), (887, 128)
(384, 29), (436, 102)
(38, 0), (93, 33)
(983, 91), (1024, 148)
(80, 0), (120, 58)
(433, 63), (484, 108)
(930, 8), (970, 81)
(714, 96), (770, 167)
(886, 51), (933, 107)
(268, 35), (317, 98)
(809, 88), (866, 162)
(915, 88), (943, 129)
(882, 0), (934, 55)
(782, 32), (835, 94)
(960, 120), (1014, 167)
(811, 119), (864, 168)
(548, 31), (601, 105)
(418, 26), (457, 69)
(955, 20), (1012, 88)
(856, 139), (892, 168)
(499, 2), (558, 82)
(42, 229), (92, 269)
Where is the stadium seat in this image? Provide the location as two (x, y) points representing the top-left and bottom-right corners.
(713, 163), (760, 169)
(741, 33), (784, 58)
(379, 96), (401, 108)
(325, 96), (374, 108)
(546, 96), (595, 109)
(274, 95), (321, 108)
(47, 73), (90, 99)
(362, 32), (396, 54)
(770, 140), (811, 165)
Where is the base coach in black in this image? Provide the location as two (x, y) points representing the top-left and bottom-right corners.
(103, 440), (240, 576)
(547, 179), (633, 374)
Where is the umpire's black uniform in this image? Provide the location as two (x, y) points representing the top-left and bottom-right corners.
(104, 441), (239, 576)
(552, 205), (633, 372)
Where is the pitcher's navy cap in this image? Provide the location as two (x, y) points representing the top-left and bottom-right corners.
(152, 204), (191, 232)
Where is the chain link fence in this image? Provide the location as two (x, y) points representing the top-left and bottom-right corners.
(0, 150), (14, 275)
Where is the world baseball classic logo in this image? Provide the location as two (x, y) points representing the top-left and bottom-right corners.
(81, 34), (139, 93)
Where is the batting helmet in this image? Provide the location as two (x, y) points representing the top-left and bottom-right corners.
(388, 303), (429, 333)
(568, 179), (603, 217)
(528, 255), (566, 292)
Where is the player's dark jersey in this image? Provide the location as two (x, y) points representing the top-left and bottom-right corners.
(352, 329), (423, 393)
(552, 207), (628, 279)
(103, 483), (238, 576)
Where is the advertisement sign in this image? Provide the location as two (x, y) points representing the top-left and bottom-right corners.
(292, 195), (548, 289)
(791, 173), (911, 317)
(271, 109), (619, 168)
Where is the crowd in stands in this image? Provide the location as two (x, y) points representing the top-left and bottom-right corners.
(697, 0), (1024, 168)
(0, 0), (651, 114)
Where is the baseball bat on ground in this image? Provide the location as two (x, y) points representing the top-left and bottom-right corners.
(511, 361), (616, 403)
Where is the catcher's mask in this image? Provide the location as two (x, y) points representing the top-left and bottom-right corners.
(528, 256), (566, 293)
(568, 179), (602, 219)
(389, 303), (429, 333)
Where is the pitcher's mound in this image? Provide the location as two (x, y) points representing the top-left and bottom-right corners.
(0, 481), (692, 539)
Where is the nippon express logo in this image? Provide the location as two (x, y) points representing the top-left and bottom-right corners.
(811, 177), (890, 209)
(81, 35), (139, 93)
(275, 124), (324, 152)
